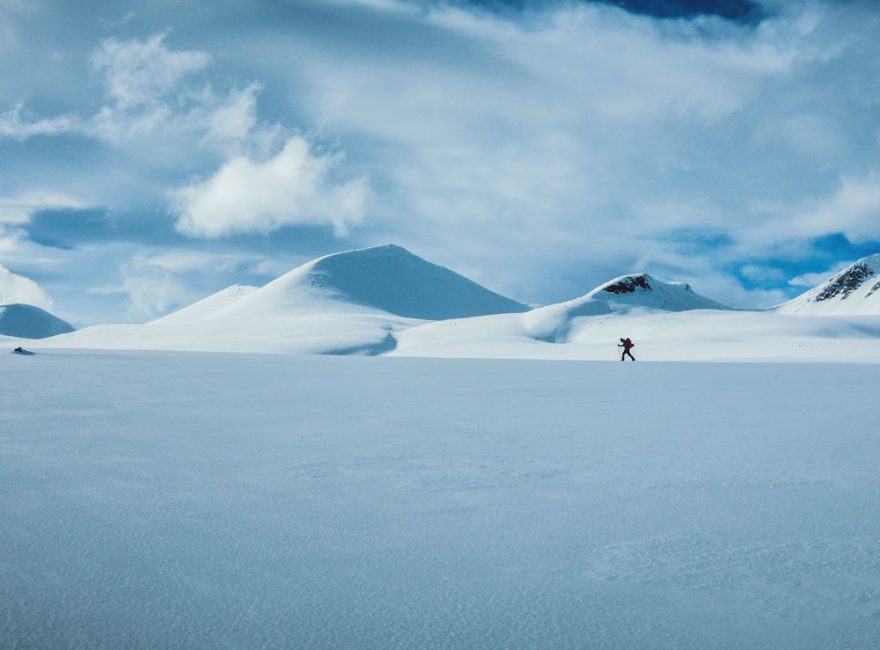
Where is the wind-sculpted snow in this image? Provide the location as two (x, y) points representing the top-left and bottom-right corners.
(2, 352), (880, 648)
(0, 303), (74, 339)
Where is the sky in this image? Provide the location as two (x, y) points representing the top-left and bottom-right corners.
(1, 0), (879, 325)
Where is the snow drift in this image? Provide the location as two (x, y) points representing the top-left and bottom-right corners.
(0, 303), (74, 339)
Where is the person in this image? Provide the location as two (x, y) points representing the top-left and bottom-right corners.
(618, 337), (635, 361)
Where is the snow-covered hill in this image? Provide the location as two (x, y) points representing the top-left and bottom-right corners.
(777, 253), (880, 315)
(514, 273), (730, 343)
(0, 303), (74, 339)
(210, 244), (529, 321)
(39, 245), (529, 355)
(392, 272), (735, 353)
(26, 246), (880, 362)
(586, 273), (730, 312)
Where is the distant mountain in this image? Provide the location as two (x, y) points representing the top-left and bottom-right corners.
(0, 303), (75, 339)
(209, 244), (529, 321)
(517, 272), (728, 343)
(583, 273), (730, 312)
(24, 246), (880, 361)
(777, 254), (880, 315)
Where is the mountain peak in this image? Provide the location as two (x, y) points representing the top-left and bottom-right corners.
(597, 273), (653, 295)
(193, 244), (529, 322)
(303, 244), (529, 319)
(584, 273), (727, 312)
(778, 252), (880, 315)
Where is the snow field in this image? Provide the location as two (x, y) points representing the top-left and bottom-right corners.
(2, 351), (880, 648)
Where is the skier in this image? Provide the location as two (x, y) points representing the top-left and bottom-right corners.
(12, 346), (34, 355)
(618, 337), (635, 362)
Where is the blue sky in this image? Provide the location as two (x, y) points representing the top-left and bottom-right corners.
(1, 0), (879, 324)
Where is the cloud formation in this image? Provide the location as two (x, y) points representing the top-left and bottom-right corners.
(173, 137), (369, 238)
(0, 0), (879, 322)
(0, 103), (76, 140)
(90, 33), (210, 110)
(0, 264), (53, 309)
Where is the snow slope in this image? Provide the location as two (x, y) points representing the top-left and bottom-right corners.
(150, 284), (258, 326)
(388, 272), (880, 362)
(777, 253), (880, 315)
(0, 303), (74, 339)
(3, 351), (879, 648)
(392, 306), (880, 361)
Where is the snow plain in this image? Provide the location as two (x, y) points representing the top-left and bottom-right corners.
(3, 350), (880, 648)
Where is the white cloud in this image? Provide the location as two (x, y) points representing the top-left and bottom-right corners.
(173, 136), (369, 238)
(204, 84), (260, 145)
(0, 263), (53, 309)
(0, 103), (76, 140)
(3, 1), (880, 319)
(2, 33), (270, 152)
(793, 172), (880, 243)
(90, 247), (278, 320)
(267, 0), (880, 306)
(90, 33), (210, 110)
(90, 255), (192, 320)
(141, 249), (261, 274)
(789, 262), (850, 288)
(119, 270), (186, 320)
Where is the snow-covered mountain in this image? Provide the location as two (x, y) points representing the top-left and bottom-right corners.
(27, 246), (880, 361)
(39, 245), (529, 355)
(209, 244), (529, 321)
(0, 303), (74, 339)
(512, 273), (728, 343)
(585, 273), (731, 312)
(776, 254), (880, 315)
